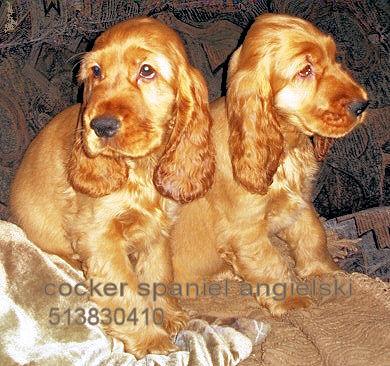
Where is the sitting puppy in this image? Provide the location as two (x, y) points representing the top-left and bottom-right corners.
(171, 14), (368, 315)
(10, 17), (215, 357)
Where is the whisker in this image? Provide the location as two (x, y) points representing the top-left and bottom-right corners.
(67, 52), (88, 74)
(71, 60), (83, 74)
(66, 52), (87, 64)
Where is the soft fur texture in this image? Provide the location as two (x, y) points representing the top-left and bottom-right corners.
(171, 14), (368, 315)
(10, 17), (215, 358)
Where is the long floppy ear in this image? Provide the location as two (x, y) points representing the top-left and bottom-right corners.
(153, 65), (215, 203)
(67, 72), (128, 197)
(226, 46), (283, 195)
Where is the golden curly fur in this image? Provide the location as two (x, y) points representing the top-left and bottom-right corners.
(171, 14), (368, 315)
(10, 17), (215, 358)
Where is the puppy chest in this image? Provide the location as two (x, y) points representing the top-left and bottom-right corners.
(70, 188), (177, 254)
(266, 156), (317, 231)
(273, 151), (317, 198)
(108, 195), (177, 252)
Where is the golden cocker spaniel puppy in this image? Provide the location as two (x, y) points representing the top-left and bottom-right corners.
(10, 17), (215, 357)
(171, 14), (368, 315)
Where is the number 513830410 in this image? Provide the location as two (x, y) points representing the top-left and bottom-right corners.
(48, 307), (164, 326)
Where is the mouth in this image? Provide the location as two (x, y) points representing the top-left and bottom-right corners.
(83, 132), (105, 157)
(84, 137), (129, 159)
(301, 110), (360, 138)
(84, 129), (163, 160)
(299, 118), (337, 162)
(305, 112), (366, 161)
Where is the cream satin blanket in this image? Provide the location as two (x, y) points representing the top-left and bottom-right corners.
(0, 221), (269, 366)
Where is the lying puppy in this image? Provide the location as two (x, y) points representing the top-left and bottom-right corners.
(10, 17), (215, 357)
(172, 14), (368, 315)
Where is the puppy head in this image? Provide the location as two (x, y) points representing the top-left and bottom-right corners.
(227, 13), (368, 194)
(69, 17), (214, 201)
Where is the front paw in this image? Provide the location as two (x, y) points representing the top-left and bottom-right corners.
(122, 326), (178, 359)
(258, 294), (313, 316)
(296, 260), (341, 278)
(156, 297), (189, 335)
(163, 311), (189, 335)
(163, 308), (189, 335)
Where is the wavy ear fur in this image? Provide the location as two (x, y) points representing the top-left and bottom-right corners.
(67, 75), (128, 197)
(154, 66), (215, 203)
(226, 46), (283, 195)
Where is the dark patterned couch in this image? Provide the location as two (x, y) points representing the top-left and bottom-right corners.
(0, 0), (389, 278)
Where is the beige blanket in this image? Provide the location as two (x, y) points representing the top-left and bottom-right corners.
(184, 273), (390, 366)
(0, 221), (268, 366)
(1, 220), (390, 365)
(180, 231), (390, 365)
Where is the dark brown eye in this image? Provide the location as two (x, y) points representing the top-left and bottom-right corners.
(139, 64), (155, 79)
(91, 65), (101, 78)
(298, 64), (313, 78)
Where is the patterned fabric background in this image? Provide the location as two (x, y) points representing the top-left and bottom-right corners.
(325, 207), (390, 280)
(0, 1), (389, 276)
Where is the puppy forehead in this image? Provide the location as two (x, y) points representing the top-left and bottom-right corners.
(93, 17), (184, 56)
(121, 45), (175, 78)
(91, 44), (174, 80)
(283, 36), (334, 67)
(294, 29), (336, 57)
(292, 42), (323, 63)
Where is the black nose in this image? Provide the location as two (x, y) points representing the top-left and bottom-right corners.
(348, 100), (369, 117)
(90, 116), (120, 138)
